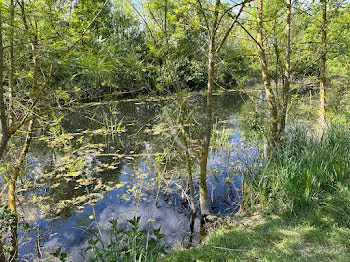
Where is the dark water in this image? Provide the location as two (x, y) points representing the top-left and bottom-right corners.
(18, 91), (256, 261)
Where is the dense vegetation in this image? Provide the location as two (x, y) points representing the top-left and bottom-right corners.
(0, 0), (349, 261)
(163, 121), (350, 261)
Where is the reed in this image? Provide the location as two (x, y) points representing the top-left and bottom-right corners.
(242, 120), (350, 214)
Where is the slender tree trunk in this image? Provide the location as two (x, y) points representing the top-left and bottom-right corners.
(280, 0), (291, 134)
(274, 38), (278, 93)
(9, 0), (15, 127)
(0, 189), (4, 261)
(164, 0), (169, 50)
(0, 241), (4, 262)
(199, 0), (220, 216)
(199, 46), (213, 216)
(31, 45), (38, 99)
(256, 0), (279, 150)
(319, 0), (327, 132)
(9, 119), (34, 262)
(30, 21), (39, 101)
(9, 5), (38, 259)
(273, 16), (279, 94)
(0, 2), (9, 160)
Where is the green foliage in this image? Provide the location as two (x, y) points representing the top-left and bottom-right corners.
(87, 216), (166, 262)
(242, 121), (350, 213)
(319, 185), (350, 227)
(52, 247), (68, 262)
(3, 0), (350, 260)
(0, 204), (17, 236)
(0, 204), (30, 260)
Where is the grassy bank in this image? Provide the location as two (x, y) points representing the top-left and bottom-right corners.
(162, 120), (350, 261)
(161, 210), (350, 262)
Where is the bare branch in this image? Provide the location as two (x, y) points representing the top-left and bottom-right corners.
(196, 0), (210, 32)
(216, 0), (247, 53)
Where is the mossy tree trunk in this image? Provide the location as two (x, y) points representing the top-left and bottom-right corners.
(8, 119), (34, 262)
(8, 0), (15, 127)
(0, 2), (9, 160)
(319, 0), (327, 132)
(9, 2), (39, 260)
(280, 0), (291, 134)
(256, 0), (279, 151)
(199, 0), (221, 216)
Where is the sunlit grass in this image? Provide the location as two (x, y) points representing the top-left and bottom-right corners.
(161, 211), (350, 262)
(162, 120), (350, 261)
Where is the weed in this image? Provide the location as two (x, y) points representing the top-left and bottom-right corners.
(87, 216), (166, 262)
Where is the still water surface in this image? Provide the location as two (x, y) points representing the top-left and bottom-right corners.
(20, 91), (256, 261)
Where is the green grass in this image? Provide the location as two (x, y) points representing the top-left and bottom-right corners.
(243, 121), (350, 213)
(162, 120), (350, 261)
(161, 210), (350, 262)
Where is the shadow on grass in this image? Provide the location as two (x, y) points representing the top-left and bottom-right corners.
(161, 213), (350, 262)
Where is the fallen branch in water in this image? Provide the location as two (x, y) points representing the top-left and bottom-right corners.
(93, 153), (158, 158)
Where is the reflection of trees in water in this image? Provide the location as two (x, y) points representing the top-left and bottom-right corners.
(19, 92), (248, 223)
(19, 100), (166, 223)
(24, 144), (122, 220)
(142, 92), (248, 213)
(6, 92), (252, 259)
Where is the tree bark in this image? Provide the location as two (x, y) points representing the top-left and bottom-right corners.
(8, 119), (34, 262)
(256, 0), (279, 150)
(0, 2), (9, 160)
(319, 0), (327, 132)
(0, 241), (5, 262)
(9, 4), (38, 259)
(199, 0), (220, 216)
(280, 0), (291, 134)
(9, 0), (15, 127)
(164, 0), (169, 50)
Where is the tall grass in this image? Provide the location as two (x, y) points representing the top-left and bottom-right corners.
(243, 121), (350, 214)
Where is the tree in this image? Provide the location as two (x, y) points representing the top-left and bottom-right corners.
(197, 0), (246, 215)
(256, 0), (279, 149)
(1, 1), (115, 260)
(280, 0), (291, 134)
(319, 0), (327, 132)
(196, 0), (222, 216)
(0, 2), (9, 160)
(0, 3), (8, 260)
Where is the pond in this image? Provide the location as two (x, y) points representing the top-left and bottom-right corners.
(17, 91), (259, 261)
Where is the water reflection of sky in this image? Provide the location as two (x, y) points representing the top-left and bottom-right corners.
(23, 160), (193, 261)
(18, 92), (258, 261)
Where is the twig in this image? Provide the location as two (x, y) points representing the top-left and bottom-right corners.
(211, 245), (245, 252)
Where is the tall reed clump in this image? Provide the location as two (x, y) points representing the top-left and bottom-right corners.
(242, 120), (350, 214)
